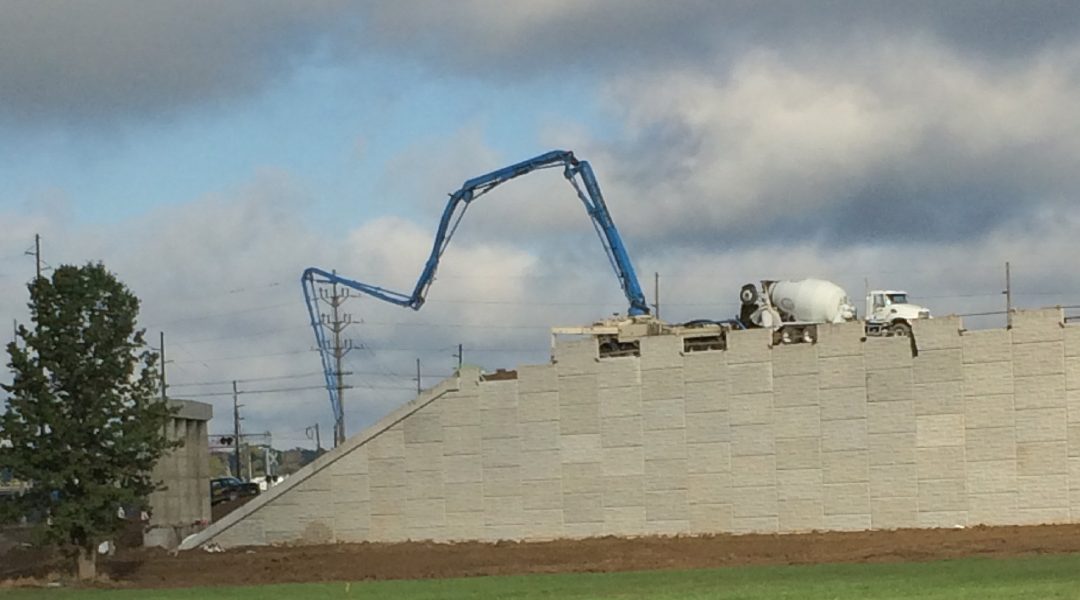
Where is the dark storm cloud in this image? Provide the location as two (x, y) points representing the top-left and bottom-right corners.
(5, 1), (1080, 125)
(354, 1), (1080, 77)
(614, 125), (1074, 250)
(0, 0), (353, 124)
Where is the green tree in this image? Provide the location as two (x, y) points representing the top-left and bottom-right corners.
(0, 263), (177, 580)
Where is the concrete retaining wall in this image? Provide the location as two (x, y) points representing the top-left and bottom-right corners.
(182, 308), (1080, 549)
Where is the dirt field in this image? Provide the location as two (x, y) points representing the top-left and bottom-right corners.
(5, 524), (1080, 588)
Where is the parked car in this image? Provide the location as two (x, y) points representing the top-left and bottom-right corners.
(210, 477), (260, 505)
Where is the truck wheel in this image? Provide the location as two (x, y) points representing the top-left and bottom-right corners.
(889, 322), (912, 337)
(739, 284), (759, 305)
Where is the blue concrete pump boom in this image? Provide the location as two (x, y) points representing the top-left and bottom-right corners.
(301, 149), (649, 433)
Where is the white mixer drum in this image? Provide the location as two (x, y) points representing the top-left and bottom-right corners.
(769, 279), (855, 323)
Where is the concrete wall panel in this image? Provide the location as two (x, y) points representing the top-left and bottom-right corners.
(915, 381), (963, 416)
(1066, 326), (1080, 357)
(820, 387), (867, 421)
(914, 350), (963, 384)
(1010, 309), (1064, 344)
(730, 392), (774, 426)
(518, 364), (558, 393)
(774, 374), (820, 408)
(554, 338), (599, 375)
(729, 362), (772, 395)
(872, 496), (918, 529)
(519, 391), (559, 424)
(683, 352), (727, 383)
(685, 380), (725, 414)
(817, 321), (865, 358)
(1014, 376), (1066, 411)
(772, 344), (818, 377)
(597, 358), (640, 389)
(963, 329), (1012, 364)
(640, 335), (683, 370)
(685, 409), (730, 444)
(1067, 357), (1080, 391)
(819, 357), (865, 390)
(867, 368), (914, 403)
(864, 339), (914, 369)
(823, 450), (869, 485)
(776, 437), (821, 471)
(725, 329), (772, 364)
(964, 394), (1015, 430)
(912, 317), (962, 351)
(774, 405), (821, 440)
(687, 440), (733, 477)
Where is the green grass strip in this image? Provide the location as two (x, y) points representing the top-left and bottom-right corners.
(4, 553), (1080, 600)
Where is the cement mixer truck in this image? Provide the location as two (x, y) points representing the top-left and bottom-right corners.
(738, 279), (930, 343)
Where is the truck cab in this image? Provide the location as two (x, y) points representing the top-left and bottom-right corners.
(865, 290), (931, 337)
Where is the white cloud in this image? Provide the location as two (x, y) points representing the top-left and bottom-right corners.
(567, 39), (1080, 246)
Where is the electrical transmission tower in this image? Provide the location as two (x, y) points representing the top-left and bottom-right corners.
(318, 275), (353, 447)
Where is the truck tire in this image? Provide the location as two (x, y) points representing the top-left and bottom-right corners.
(889, 321), (912, 337)
(739, 284), (759, 305)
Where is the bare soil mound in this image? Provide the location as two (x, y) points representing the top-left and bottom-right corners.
(6, 524), (1080, 588)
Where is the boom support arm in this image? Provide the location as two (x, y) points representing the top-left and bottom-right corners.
(302, 149), (649, 315)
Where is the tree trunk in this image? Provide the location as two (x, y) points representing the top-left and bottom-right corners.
(76, 545), (97, 581)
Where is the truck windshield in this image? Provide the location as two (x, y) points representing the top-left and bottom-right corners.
(887, 293), (908, 304)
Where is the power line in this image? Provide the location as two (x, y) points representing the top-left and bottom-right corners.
(166, 343), (540, 366)
(160, 281), (287, 305)
(179, 383), (413, 399)
(181, 384), (331, 398)
(356, 320), (552, 331)
(169, 371), (327, 388)
(347, 345), (542, 353)
(171, 323), (309, 345)
(347, 368), (456, 378)
(424, 298), (640, 307)
(915, 291), (1080, 300)
(142, 301), (296, 329)
(169, 348), (316, 364)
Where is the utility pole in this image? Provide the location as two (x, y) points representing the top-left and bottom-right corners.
(306, 424), (322, 453)
(653, 272), (660, 320)
(264, 446), (277, 480)
(232, 381), (242, 479)
(25, 234), (42, 280)
(453, 343), (463, 371)
(1004, 261), (1013, 328)
(159, 331), (167, 403)
(415, 358), (422, 395)
(319, 273), (353, 447)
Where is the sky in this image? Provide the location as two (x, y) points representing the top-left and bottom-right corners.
(3, 1), (1080, 452)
